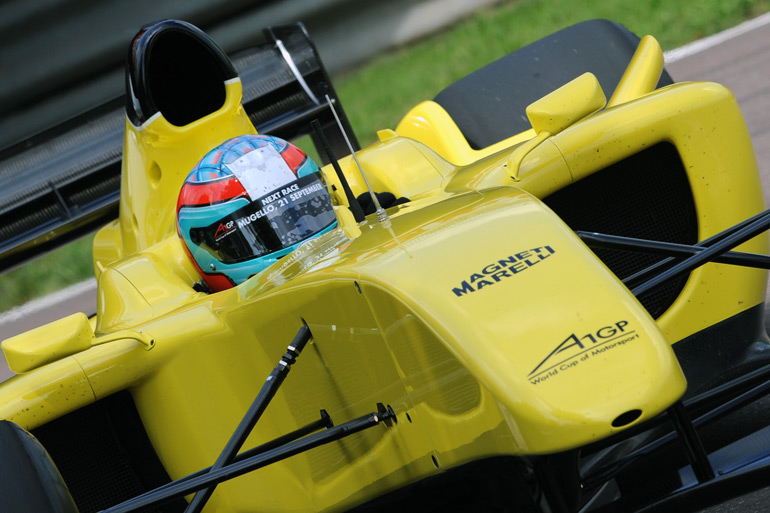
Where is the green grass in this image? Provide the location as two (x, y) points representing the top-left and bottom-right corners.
(336, 0), (770, 147)
(1, 235), (95, 311)
(1, 0), (768, 311)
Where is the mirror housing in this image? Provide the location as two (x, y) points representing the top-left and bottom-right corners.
(526, 72), (607, 134)
(1, 312), (155, 374)
(508, 73), (606, 180)
(2, 313), (95, 374)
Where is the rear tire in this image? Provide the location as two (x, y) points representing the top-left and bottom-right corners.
(434, 19), (674, 150)
(0, 420), (79, 513)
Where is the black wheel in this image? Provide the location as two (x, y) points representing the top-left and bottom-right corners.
(0, 420), (79, 513)
(434, 19), (675, 150)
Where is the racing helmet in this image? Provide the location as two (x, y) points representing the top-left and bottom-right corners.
(177, 134), (338, 292)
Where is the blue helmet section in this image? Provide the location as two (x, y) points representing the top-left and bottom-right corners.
(176, 134), (337, 291)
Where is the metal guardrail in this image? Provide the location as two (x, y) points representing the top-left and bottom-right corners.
(0, 0), (499, 153)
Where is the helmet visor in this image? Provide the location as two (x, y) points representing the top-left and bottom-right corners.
(190, 172), (336, 264)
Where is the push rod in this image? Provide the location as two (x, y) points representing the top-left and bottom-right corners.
(184, 325), (312, 513)
(668, 401), (715, 483)
(630, 209), (770, 296)
(115, 410), (333, 506)
(100, 409), (392, 513)
(597, 209), (770, 288)
(577, 232), (770, 269)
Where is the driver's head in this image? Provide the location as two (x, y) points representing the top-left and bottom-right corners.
(176, 134), (337, 292)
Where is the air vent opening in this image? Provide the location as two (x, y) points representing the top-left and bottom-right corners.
(543, 143), (698, 318)
(612, 409), (643, 428)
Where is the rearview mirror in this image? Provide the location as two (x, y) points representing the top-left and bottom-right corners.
(1, 312), (154, 373)
(2, 313), (95, 374)
(508, 73), (606, 180)
(526, 72), (607, 135)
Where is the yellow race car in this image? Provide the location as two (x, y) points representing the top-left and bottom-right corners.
(1, 18), (769, 513)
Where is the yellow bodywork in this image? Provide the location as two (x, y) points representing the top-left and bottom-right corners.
(1, 34), (766, 512)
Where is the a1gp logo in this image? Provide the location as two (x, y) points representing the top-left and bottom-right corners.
(529, 321), (630, 377)
(214, 220), (235, 241)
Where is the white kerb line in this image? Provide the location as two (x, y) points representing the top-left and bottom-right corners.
(0, 278), (97, 326)
(664, 11), (770, 64)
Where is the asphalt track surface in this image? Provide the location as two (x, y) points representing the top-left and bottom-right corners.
(1, 13), (770, 511)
